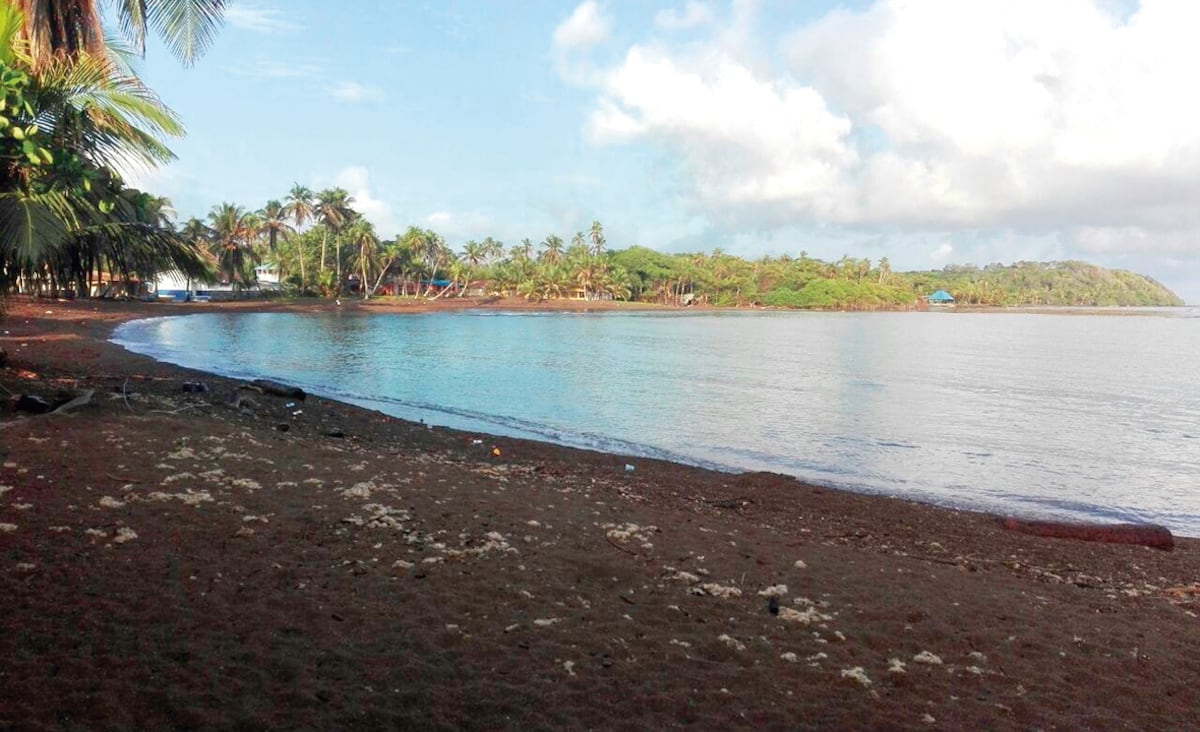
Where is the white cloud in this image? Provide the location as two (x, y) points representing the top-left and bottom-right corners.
(589, 46), (857, 224)
(330, 81), (383, 103)
(930, 242), (954, 264)
(654, 2), (715, 30)
(230, 58), (321, 79)
(553, 1), (612, 50)
(566, 0), (1200, 284)
(427, 212), (452, 225)
(334, 166), (397, 235)
(225, 4), (301, 33)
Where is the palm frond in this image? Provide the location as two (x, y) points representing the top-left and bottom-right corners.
(144, 0), (225, 67)
(0, 189), (75, 267)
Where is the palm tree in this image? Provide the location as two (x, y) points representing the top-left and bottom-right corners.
(460, 239), (485, 268)
(0, 2), (227, 299)
(283, 184), (314, 288)
(16, 0), (226, 68)
(344, 218), (378, 299)
(481, 236), (504, 262)
(257, 200), (291, 253)
(314, 187), (355, 291)
(207, 202), (256, 289)
(257, 199), (292, 280)
(588, 220), (606, 258)
(540, 234), (564, 265)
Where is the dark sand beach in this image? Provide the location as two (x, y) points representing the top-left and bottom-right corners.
(2, 296), (1198, 730)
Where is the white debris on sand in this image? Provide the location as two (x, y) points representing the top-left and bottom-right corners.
(533, 618), (563, 627)
(147, 490), (213, 506)
(913, 651), (943, 665)
(166, 446), (199, 461)
(602, 522), (658, 545)
(777, 606), (832, 625)
(0, 523), (17, 533)
(888, 658), (907, 674)
(392, 560), (414, 569)
(780, 652), (799, 663)
(112, 527), (138, 544)
(717, 634), (746, 651)
(793, 559), (808, 569)
(98, 496), (125, 509)
(841, 667), (872, 687)
(758, 584), (788, 598)
(340, 481), (376, 499)
(563, 660), (576, 676)
(694, 583), (742, 599)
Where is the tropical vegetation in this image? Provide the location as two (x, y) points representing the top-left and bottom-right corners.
(157, 187), (1185, 308)
(0, 0), (224, 297)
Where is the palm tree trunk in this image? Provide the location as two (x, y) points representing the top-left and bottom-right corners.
(361, 241), (370, 300)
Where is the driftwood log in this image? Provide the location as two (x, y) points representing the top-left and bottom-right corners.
(250, 379), (306, 400)
(1001, 517), (1174, 551)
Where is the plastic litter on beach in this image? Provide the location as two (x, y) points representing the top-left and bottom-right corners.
(492, 447), (502, 457)
(624, 464), (635, 472)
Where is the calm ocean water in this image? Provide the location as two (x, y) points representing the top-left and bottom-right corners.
(113, 308), (1200, 535)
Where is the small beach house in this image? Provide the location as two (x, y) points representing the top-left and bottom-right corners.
(925, 289), (955, 305)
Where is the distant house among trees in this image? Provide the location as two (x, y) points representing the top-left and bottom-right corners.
(925, 289), (956, 304)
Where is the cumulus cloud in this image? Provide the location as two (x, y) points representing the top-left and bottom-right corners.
(553, 1), (612, 50)
(589, 46), (856, 225)
(225, 4), (301, 33)
(334, 166), (397, 234)
(654, 2), (716, 30)
(565, 0), (1200, 292)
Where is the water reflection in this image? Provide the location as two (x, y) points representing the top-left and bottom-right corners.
(113, 310), (1200, 535)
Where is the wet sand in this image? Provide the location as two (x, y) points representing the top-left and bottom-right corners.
(2, 296), (1199, 730)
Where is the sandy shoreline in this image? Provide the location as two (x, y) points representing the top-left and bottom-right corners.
(3, 296), (1200, 729)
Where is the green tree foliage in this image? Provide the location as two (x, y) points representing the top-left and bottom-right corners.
(0, 1), (225, 297)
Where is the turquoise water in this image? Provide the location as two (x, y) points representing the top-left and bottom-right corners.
(113, 309), (1200, 535)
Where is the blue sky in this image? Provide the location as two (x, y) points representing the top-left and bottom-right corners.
(127, 1), (1199, 302)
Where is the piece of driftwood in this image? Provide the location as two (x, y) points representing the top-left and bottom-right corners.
(250, 379), (306, 400)
(1001, 517), (1174, 551)
(51, 388), (95, 415)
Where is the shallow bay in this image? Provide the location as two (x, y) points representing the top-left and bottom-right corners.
(114, 308), (1200, 535)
